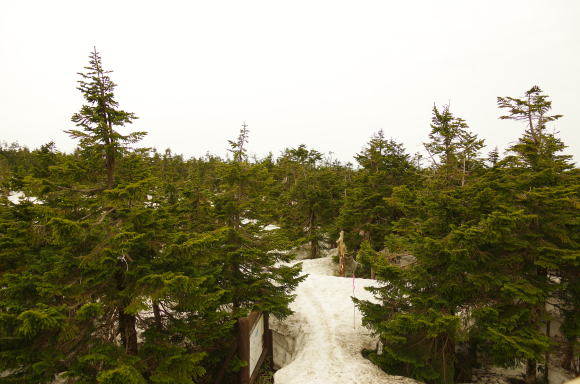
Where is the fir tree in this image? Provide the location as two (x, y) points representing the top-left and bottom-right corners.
(337, 131), (416, 260)
(66, 47), (145, 188)
(355, 107), (485, 384)
(424, 105), (484, 186)
(275, 145), (345, 258)
(488, 86), (579, 383)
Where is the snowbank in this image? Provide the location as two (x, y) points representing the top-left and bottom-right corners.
(271, 256), (418, 384)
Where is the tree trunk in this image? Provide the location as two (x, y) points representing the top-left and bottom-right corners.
(455, 339), (477, 383)
(310, 237), (319, 259)
(116, 266), (137, 355)
(212, 330), (239, 384)
(467, 339), (478, 380)
(440, 336), (455, 384)
(153, 301), (162, 330)
(461, 155), (466, 187)
(106, 153), (115, 188)
(118, 307), (138, 355)
(525, 359), (537, 384)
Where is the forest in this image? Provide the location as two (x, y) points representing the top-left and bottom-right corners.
(0, 50), (578, 384)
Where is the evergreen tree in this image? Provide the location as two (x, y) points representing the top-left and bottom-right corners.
(425, 105), (484, 186)
(66, 47), (145, 188)
(0, 50), (216, 383)
(486, 86), (579, 383)
(213, 125), (304, 314)
(194, 125), (306, 380)
(275, 145), (345, 258)
(355, 107), (486, 384)
(337, 130), (416, 261)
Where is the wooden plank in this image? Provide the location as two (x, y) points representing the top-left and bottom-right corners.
(264, 312), (273, 362)
(249, 347), (268, 384)
(249, 313), (264, 376)
(238, 311), (271, 384)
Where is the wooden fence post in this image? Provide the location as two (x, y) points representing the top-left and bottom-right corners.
(238, 315), (251, 384)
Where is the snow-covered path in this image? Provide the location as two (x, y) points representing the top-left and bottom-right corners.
(271, 256), (417, 384)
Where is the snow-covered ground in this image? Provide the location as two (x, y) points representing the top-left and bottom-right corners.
(271, 255), (417, 384)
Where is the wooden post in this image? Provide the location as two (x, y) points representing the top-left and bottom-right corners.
(337, 230), (347, 277)
(264, 312), (273, 362)
(238, 316), (251, 384)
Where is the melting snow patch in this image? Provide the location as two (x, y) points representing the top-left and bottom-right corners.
(7, 191), (43, 205)
(271, 255), (419, 384)
(263, 224), (280, 231)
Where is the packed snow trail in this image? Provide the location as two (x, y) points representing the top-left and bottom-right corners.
(271, 256), (417, 384)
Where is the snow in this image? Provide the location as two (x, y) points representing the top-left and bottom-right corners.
(271, 254), (576, 384)
(7, 191), (43, 204)
(7, 191), (25, 204)
(240, 218), (279, 231)
(271, 255), (418, 384)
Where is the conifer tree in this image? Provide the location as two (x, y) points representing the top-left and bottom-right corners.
(337, 131), (416, 258)
(275, 145), (345, 258)
(0, 49), (217, 383)
(213, 125), (304, 316)
(486, 86), (578, 383)
(355, 108), (485, 384)
(64, 48), (147, 358)
(66, 47), (145, 188)
(424, 105), (484, 186)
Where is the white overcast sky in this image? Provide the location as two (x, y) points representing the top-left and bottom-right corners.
(1, 0), (579, 163)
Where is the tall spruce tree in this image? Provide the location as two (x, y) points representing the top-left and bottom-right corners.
(65, 48), (147, 359)
(0, 50), (219, 383)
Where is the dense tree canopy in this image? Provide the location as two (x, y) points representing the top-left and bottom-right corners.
(0, 49), (577, 384)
